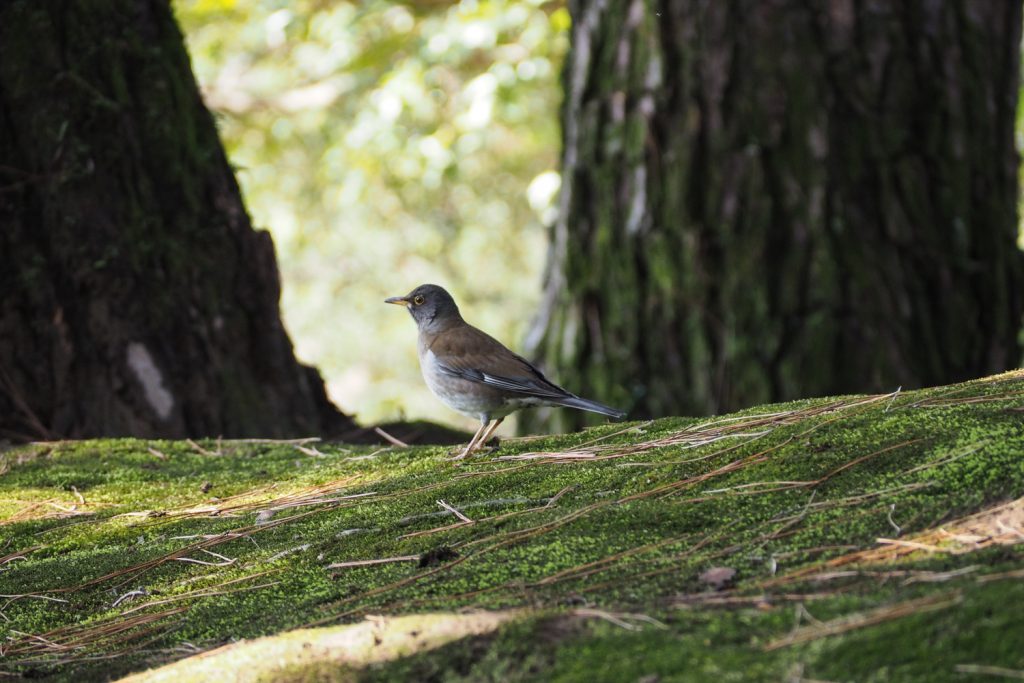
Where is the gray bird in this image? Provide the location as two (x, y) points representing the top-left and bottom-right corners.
(386, 284), (626, 458)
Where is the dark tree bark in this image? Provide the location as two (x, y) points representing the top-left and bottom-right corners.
(0, 0), (356, 440)
(526, 0), (1024, 431)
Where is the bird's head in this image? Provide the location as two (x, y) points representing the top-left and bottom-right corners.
(385, 284), (462, 331)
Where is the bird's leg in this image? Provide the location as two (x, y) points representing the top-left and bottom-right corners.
(476, 417), (504, 450)
(451, 421), (489, 460)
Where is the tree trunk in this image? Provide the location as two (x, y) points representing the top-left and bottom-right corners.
(0, 0), (356, 440)
(526, 0), (1024, 431)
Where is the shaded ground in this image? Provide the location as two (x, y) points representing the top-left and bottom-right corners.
(1, 371), (1023, 681)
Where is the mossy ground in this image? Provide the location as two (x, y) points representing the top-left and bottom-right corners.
(2, 372), (1023, 681)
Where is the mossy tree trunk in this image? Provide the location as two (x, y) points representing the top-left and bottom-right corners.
(526, 0), (1024, 431)
(0, 1), (355, 440)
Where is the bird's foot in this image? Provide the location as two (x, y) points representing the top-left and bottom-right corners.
(446, 438), (500, 460)
(446, 445), (475, 460)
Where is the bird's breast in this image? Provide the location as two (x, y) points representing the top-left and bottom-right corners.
(418, 346), (510, 419)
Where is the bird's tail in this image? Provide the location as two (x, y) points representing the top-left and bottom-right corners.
(553, 395), (627, 420)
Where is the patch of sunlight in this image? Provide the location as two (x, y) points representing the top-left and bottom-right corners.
(118, 610), (522, 683)
(807, 495), (1024, 571)
(173, 0), (568, 427)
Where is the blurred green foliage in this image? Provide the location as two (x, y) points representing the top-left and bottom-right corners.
(1017, 74), (1024, 252)
(174, 0), (568, 431)
(172, 1), (1024, 433)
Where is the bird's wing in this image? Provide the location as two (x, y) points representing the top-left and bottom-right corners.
(428, 324), (571, 399)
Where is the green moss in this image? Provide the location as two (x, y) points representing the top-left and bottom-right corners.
(2, 372), (1024, 680)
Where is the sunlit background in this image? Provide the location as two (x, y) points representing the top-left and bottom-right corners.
(174, 1), (1024, 434)
(174, 0), (569, 432)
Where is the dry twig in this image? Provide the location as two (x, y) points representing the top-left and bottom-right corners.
(327, 555), (419, 569)
(763, 592), (960, 650)
(437, 500), (474, 524)
(374, 427), (409, 447)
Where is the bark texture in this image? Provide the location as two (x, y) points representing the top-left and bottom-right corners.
(0, 0), (355, 440)
(526, 0), (1024, 431)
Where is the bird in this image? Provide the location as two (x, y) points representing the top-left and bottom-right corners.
(386, 284), (626, 458)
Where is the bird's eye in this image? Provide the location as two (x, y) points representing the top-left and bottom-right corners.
(413, 295), (425, 305)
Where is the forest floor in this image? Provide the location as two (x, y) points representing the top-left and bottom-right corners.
(1, 372), (1023, 681)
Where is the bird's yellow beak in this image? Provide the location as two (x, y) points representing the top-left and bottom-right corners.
(385, 296), (409, 306)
